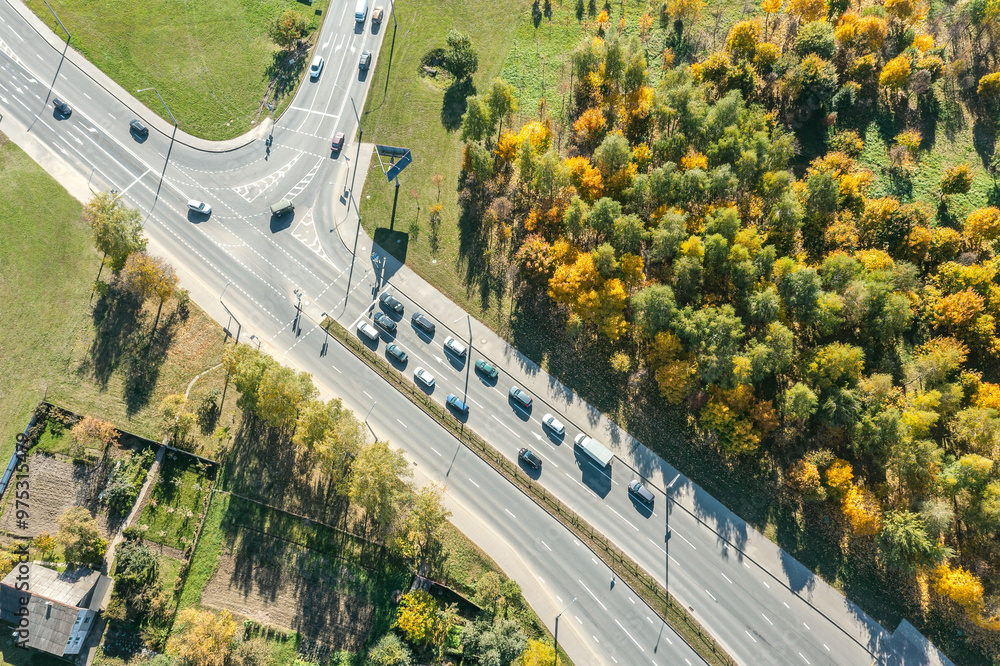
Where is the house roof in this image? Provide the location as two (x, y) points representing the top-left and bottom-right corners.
(0, 564), (107, 656)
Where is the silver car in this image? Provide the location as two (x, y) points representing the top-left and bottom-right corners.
(187, 200), (211, 215)
(542, 413), (565, 436)
(444, 336), (467, 357)
(309, 55), (324, 79)
(414, 367), (435, 387)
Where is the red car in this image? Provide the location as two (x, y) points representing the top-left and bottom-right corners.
(331, 132), (345, 153)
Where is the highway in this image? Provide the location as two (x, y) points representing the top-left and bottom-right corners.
(0, 0), (950, 663)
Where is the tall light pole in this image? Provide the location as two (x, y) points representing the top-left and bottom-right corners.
(40, 0), (71, 104)
(219, 281), (242, 344)
(553, 597), (577, 665)
(454, 314), (473, 389)
(136, 88), (178, 209)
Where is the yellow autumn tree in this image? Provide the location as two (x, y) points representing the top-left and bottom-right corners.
(726, 21), (761, 60)
(979, 72), (1000, 97)
(964, 206), (1000, 249)
(167, 608), (238, 666)
(933, 565), (984, 611)
(647, 332), (698, 404)
(395, 590), (440, 646)
(825, 459), (854, 494)
(841, 485), (883, 536)
(880, 55), (912, 91)
(518, 639), (556, 666)
(789, 0), (827, 22)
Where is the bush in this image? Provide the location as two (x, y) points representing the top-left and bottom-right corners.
(794, 20), (836, 59)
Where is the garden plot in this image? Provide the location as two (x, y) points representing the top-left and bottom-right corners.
(0, 453), (118, 538)
(201, 530), (375, 653)
(136, 451), (214, 551)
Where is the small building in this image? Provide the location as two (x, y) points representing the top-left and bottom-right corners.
(0, 563), (111, 658)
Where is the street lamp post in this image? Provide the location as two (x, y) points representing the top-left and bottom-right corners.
(553, 597), (577, 666)
(219, 281), (242, 344)
(40, 0), (71, 107)
(136, 88), (178, 209)
(320, 312), (330, 355)
(249, 335), (261, 350)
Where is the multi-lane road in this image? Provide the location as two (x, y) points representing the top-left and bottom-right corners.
(0, 0), (952, 663)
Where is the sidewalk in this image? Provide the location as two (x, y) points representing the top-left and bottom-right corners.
(325, 159), (952, 666)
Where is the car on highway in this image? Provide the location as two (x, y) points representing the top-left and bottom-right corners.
(359, 50), (372, 70)
(542, 413), (565, 436)
(372, 5), (384, 22)
(628, 480), (655, 505)
(414, 367), (435, 387)
(386, 343), (407, 363)
(309, 55), (324, 79)
(129, 119), (149, 139)
(53, 98), (71, 117)
(331, 132), (345, 153)
(412, 312), (435, 335)
(446, 393), (469, 414)
(518, 447), (542, 469)
(475, 359), (498, 379)
(380, 292), (403, 314)
(187, 200), (212, 215)
(373, 311), (396, 333)
(509, 386), (532, 409)
(357, 321), (380, 341)
(444, 336), (467, 357)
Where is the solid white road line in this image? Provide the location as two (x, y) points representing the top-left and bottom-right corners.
(490, 414), (521, 438)
(578, 579), (608, 611)
(613, 619), (644, 652)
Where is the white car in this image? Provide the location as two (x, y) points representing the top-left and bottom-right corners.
(414, 367), (435, 387)
(357, 322), (379, 341)
(309, 55), (324, 79)
(187, 200), (211, 215)
(542, 413), (565, 436)
(444, 336), (467, 357)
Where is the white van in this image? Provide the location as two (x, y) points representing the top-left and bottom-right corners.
(355, 0), (368, 23)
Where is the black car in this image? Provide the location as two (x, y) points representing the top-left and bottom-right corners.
(386, 343), (407, 363)
(518, 448), (542, 469)
(412, 312), (435, 335)
(380, 292), (404, 314)
(373, 311), (396, 333)
(53, 98), (72, 117)
(129, 119), (149, 138)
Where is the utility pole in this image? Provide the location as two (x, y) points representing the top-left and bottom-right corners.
(553, 597), (577, 665)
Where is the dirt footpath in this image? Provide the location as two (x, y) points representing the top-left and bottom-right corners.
(0, 453), (118, 538)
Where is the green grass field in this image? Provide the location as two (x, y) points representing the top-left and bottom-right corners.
(26, 0), (330, 140)
(138, 453), (213, 550)
(0, 136), (90, 461)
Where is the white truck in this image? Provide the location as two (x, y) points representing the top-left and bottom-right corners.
(574, 433), (614, 467)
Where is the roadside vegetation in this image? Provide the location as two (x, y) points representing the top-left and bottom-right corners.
(361, 0), (1000, 662)
(25, 0), (330, 139)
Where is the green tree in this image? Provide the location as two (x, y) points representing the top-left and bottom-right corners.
(587, 197), (622, 238)
(222, 343), (276, 412)
(56, 507), (108, 568)
(486, 78), (518, 143)
(268, 9), (307, 49)
(562, 196), (589, 240)
(778, 266), (823, 325)
(532, 150), (570, 200)
(613, 214), (646, 255)
(747, 321), (794, 381)
(794, 20), (836, 58)
(593, 133), (632, 179)
(402, 483), (452, 562)
(461, 95), (494, 143)
(672, 305), (745, 385)
(348, 440), (413, 534)
(368, 633), (414, 666)
(444, 29), (479, 81)
(879, 510), (950, 572)
(632, 284), (677, 337)
(84, 190), (147, 272)
(111, 540), (160, 620)
(592, 243), (619, 278)
(255, 364), (317, 431)
(461, 617), (528, 666)
(784, 382), (819, 421)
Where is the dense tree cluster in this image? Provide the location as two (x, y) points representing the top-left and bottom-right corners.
(455, 0), (1000, 652)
